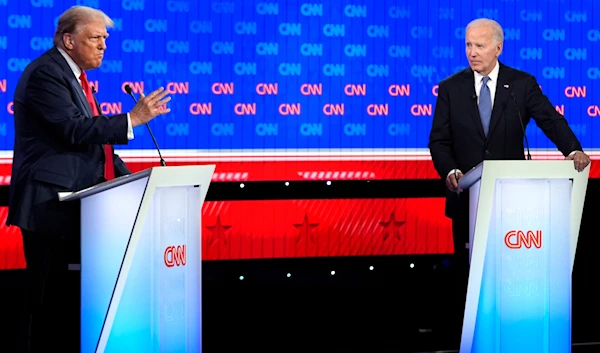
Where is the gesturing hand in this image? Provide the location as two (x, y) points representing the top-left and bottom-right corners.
(129, 87), (172, 127)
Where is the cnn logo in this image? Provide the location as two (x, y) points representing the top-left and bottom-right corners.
(504, 230), (542, 249)
(164, 245), (186, 267)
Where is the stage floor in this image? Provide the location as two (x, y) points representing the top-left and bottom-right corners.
(2, 252), (599, 353)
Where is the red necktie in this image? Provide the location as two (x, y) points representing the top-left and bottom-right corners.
(79, 71), (115, 181)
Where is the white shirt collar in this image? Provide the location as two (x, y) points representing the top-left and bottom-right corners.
(57, 47), (83, 85)
(474, 60), (500, 85)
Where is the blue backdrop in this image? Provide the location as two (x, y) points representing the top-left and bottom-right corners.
(0, 0), (598, 152)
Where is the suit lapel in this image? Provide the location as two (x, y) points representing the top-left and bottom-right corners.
(71, 77), (94, 118)
(488, 64), (511, 138)
(460, 69), (486, 139)
(91, 90), (102, 115)
(47, 47), (94, 119)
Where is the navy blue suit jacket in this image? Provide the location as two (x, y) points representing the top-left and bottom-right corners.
(429, 63), (582, 218)
(7, 47), (131, 234)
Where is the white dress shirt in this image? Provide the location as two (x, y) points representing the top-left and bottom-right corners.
(57, 47), (134, 140)
(474, 60), (499, 108)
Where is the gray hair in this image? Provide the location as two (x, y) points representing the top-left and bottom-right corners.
(466, 18), (504, 44)
(54, 6), (114, 48)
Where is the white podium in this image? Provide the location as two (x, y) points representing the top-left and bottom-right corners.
(457, 160), (590, 353)
(60, 165), (215, 353)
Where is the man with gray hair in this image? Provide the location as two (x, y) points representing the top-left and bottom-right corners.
(428, 18), (590, 344)
(7, 5), (171, 352)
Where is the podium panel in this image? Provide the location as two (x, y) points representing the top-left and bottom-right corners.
(103, 186), (202, 352)
(80, 177), (148, 352)
(60, 165), (214, 353)
(459, 161), (589, 353)
(468, 179), (571, 353)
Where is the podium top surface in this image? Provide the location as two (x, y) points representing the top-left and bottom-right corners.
(58, 164), (216, 202)
(59, 169), (152, 202)
(458, 160), (590, 190)
(458, 162), (484, 190)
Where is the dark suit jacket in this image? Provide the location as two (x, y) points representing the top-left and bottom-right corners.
(7, 47), (131, 234)
(429, 62), (582, 219)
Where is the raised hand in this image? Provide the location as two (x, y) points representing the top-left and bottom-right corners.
(129, 87), (172, 127)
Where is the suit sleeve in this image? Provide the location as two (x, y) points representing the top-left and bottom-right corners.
(525, 75), (582, 155)
(112, 154), (131, 177)
(429, 81), (458, 179)
(26, 64), (129, 146)
(91, 91), (131, 177)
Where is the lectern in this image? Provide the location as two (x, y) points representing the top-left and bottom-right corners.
(59, 165), (215, 353)
(457, 160), (589, 353)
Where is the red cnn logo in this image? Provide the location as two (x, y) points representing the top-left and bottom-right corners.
(410, 104), (432, 116)
(189, 103), (212, 115)
(122, 81), (144, 94)
(167, 82), (190, 94)
(256, 83), (278, 95)
(366, 104), (388, 116)
(388, 84), (410, 96)
(300, 83), (322, 95)
(212, 82), (234, 95)
(564, 86), (586, 98)
(588, 105), (600, 117)
(504, 230), (542, 249)
(279, 103), (301, 115)
(234, 103), (256, 115)
(344, 84), (366, 96)
(100, 102), (122, 115)
(164, 245), (187, 267)
(323, 103), (344, 115)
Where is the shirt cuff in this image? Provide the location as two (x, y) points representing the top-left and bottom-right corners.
(447, 169), (462, 178)
(568, 150), (581, 157)
(127, 113), (134, 140)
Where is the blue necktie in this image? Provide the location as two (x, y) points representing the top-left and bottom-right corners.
(479, 76), (492, 136)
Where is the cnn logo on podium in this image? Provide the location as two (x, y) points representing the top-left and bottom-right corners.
(164, 245), (187, 267)
(504, 230), (542, 249)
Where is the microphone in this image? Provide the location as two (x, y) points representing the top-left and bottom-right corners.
(124, 84), (167, 167)
(91, 86), (102, 114)
(510, 91), (532, 161)
(471, 94), (477, 100)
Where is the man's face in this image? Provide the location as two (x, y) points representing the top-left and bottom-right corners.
(64, 20), (108, 71)
(465, 25), (502, 76)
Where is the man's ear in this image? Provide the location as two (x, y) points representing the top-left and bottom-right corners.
(63, 33), (74, 50)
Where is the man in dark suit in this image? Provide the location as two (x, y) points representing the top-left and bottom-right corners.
(7, 5), (171, 352)
(428, 18), (590, 342)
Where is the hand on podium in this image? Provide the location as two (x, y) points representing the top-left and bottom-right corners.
(446, 170), (464, 194)
(565, 151), (591, 172)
